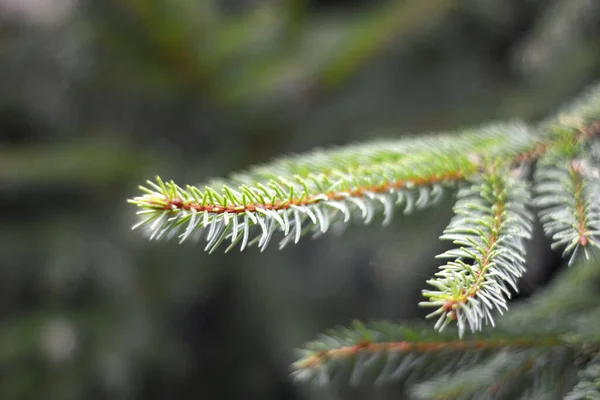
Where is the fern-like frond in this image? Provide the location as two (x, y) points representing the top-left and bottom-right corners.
(565, 354), (600, 400)
(128, 123), (540, 252)
(420, 168), (533, 337)
(534, 157), (600, 265)
(292, 320), (570, 388)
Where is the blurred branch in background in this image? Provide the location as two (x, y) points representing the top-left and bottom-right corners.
(0, 140), (149, 187)
(92, 0), (457, 106)
(512, 0), (600, 79)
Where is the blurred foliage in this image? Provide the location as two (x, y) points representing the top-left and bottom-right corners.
(0, 0), (599, 399)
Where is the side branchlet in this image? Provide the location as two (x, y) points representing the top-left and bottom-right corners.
(420, 166), (533, 337)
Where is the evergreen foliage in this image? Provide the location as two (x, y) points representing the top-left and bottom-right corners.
(129, 82), (600, 396)
(420, 169), (533, 337)
(292, 263), (600, 398)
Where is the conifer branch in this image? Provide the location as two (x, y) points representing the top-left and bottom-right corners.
(296, 337), (558, 371)
(129, 82), (600, 340)
(129, 81), (600, 395)
(565, 354), (600, 400)
(541, 82), (600, 141)
(420, 168), (533, 336)
(535, 157), (600, 265)
(410, 351), (558, 400)
(129, 124), (541, 252)
(294, 264), (600, 390)
(291, 320), (588, 388)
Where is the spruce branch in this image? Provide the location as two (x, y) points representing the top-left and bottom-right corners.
(292, 320), (583, 388)
(565, 354), (600, 400)
(129, 123), (541, 252)
(535, 156), (600, 265)
(129, 81), (600, 340)
(420, 168), (533, 336)
(294, 265), (600, 391)
(541, 81), (600, 141)
(410, 350), (569, 400)
(128, 81), (600, 395)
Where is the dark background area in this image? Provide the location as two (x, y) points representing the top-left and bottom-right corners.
(1, 0), (599, 399)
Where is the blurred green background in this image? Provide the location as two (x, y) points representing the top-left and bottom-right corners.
(1, 0), (599, 399)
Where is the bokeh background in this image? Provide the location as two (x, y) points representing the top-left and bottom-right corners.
(1, 0), (600, 399)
